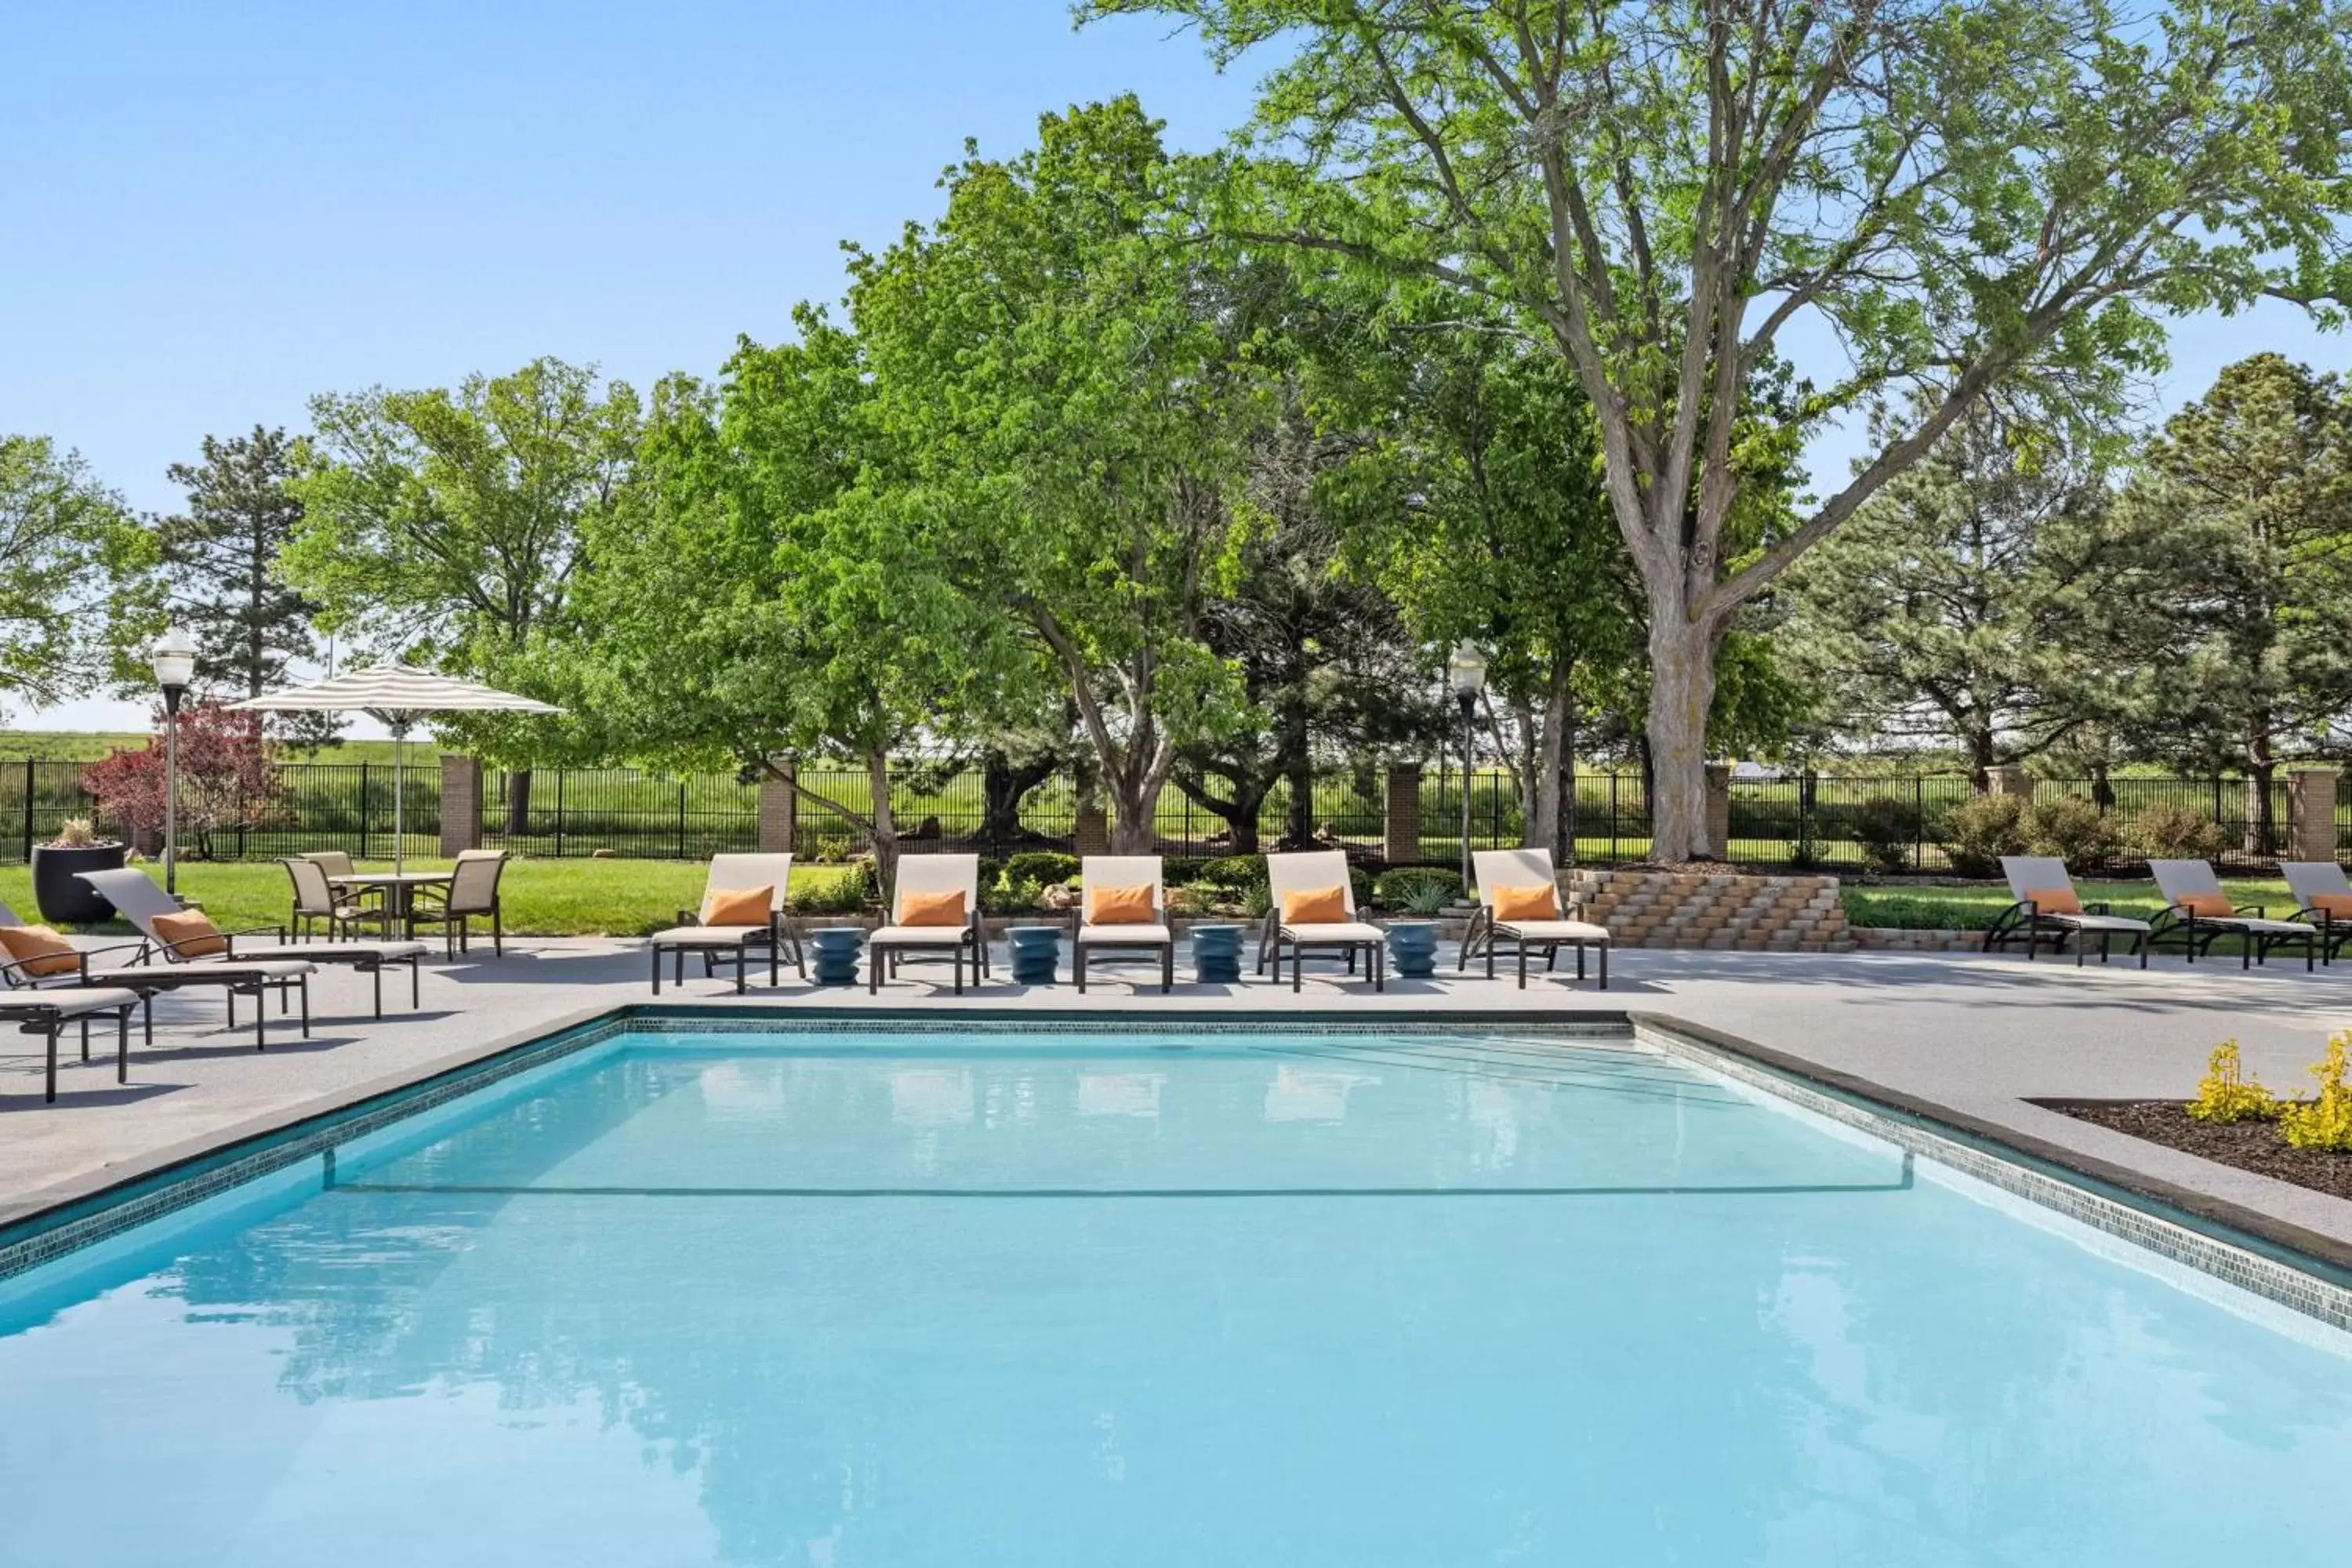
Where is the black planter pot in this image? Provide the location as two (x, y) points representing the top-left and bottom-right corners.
(30, 841), (129, 924)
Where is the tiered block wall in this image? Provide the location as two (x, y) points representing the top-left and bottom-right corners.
(1566, 868), (1853, 953)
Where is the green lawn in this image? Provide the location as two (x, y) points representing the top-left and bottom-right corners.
(0, 858), (868, 939)
(1842, 877), (2301, 931)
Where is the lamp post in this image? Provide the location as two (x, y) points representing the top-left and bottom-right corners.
(148, 626), (197, 901)
(1446, 641), (1486, 891)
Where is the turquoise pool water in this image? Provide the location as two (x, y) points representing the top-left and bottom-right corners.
(2, 1027), (2349, 1566)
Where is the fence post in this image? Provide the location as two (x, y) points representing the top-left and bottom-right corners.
(757, 761), (797, 853)
(553, 769), (565, 857)
(440, 755), (483, 857)
(359, 764), (370, 859)
(2287, 767), (2339, 865)
(1382, 763), (1422, 865)
(1914, 775), (1925, 872)
(20, 759), (33, 862)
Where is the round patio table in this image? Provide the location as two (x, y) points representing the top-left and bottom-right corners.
(1189, 924), (1244, 985)
(806, 927), (866, 986)
(1007, 925), (1062, 985)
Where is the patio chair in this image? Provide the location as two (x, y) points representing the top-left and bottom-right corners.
(16, 880), (314, 1050)
(405, 849), (508, 957)
(1073, 855), (1173, 993)
(0, 986), (143, 1104)
(869, 854), (986, 994)
(302, 850), (358, 880)
(1258, 850), (1384, 993)
(648, 853), (805, 996)
(2279, 862), (2352, 964)
(2147, 859), (2316, 971)
(283, 855), (395, 942)
(1461, 848), (1611, 989)
(1984, 857), (2151, 967)
(83, 866), (426, 1017)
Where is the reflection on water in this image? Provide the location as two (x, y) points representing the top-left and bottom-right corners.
(1, 1035), (2348, 1568)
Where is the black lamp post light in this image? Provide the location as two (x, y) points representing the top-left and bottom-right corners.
(148, 626), (197, 900)
(1446, 641), (1486, 891)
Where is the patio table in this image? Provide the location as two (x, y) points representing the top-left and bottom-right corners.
(328, 871), (455, 936)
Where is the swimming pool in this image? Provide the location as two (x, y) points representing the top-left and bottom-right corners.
(3, 1021), (2348, 1566)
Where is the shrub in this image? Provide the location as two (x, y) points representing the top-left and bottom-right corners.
(2186, 1042), (2277, 1125)
(1850, 797), (1922, 875)
(981, 874), (1045, 915)
(2278, 1033), (2352, 1152)
(813, 834), (851, 865)
(1004, 850), (1080, 887)
(1198, 855), (1266, 891)
(2023, 794), (2121, 868)
(1373, 866), (1463, 912)
(1937, 793), (2027, 879)
(1161, 858), (1209, 887)
(792, 868), (869, 915)
(2127, 803), (2227, 862)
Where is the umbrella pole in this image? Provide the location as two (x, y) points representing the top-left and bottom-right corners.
(393, 724), (406, 877)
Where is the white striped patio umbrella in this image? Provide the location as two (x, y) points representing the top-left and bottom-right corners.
(227, 669), (563, 873)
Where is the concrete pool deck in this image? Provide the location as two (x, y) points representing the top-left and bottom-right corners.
(6, 938), (2352, 1261)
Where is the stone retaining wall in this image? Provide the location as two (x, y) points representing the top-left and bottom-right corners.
(1565, 868), (1853, 952)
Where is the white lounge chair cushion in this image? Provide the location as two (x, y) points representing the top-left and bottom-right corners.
(235, 942), (430, 961)
(2042, 913), (2151, 934)
(89, 960), (315, 982)
(648, 925), (767, 947)
(869, 924), (975, 946)
(2177, 914), (2312, 936)
(1279, 920), (1385, 944)
(1, 987), (142, 1018)
(1076, 923), (1172, 946)
(1493, 918), (1611, 943)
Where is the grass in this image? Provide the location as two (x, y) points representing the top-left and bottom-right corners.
(0, 858), (869, 939)
(1842, 877), (2300, 931)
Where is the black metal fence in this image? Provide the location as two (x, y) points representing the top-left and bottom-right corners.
(3, 757), (2339, 876)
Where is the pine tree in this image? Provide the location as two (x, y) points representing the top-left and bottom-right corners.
(158, 426), (340, 746)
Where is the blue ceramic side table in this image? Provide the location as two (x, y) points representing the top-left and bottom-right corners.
(1190, 923), (1244, 984)
(1385, 921), (1440, 979)
(1007, 925), (1062, 985)
(808, 927), (866, 986)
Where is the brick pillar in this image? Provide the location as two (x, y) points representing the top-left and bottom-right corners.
(1384, 763), (1423, 864)
(1704, 763), (1733, 858)
(1073, 782), (1110, 857)
(1987, 766), (2035, 800)
(438, 754), (482, 857)
(757, 760), (797, 853)
(2287, 768), (2339, 863)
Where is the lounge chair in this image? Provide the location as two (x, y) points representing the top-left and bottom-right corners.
(82, 866), (427, 1017)
(0, 986), (143, 1104)
(1461, 848), (1611, 989)
(1258, 850), (1384, 993)
(869, 854), (987, 993)
(1073, 855), (1173, 993)
(404, 849), (508, 957)
(2279, 862), (2352, 964)
(1984, 857), (2151, 967)
(6, 884), (313, 1049)
(2147, 859), (2315, 971)
(648, 853), (805, 995)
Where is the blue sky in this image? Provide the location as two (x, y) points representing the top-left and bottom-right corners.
(2, 0), (2340, 731)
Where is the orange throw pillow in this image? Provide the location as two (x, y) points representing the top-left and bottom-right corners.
(2179, 891), (2234, 919)
(1281, 885), (1348, 924)
(151, 909), (227, 957)
(0, 924), (83, 978)
(1490, 883), (1559, 923)
(1087, 884), (1156, 924)
(898, 888), (967, 927)
(2310, 892), (2352, 920)
(699, 884), (773, 927)
(2024, 887), (2080, 916)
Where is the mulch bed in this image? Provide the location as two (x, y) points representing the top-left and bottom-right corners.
(2048, 1100), (2352, 1201)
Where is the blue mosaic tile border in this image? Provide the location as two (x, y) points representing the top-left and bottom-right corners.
(1630, 1020), (2352, 1334)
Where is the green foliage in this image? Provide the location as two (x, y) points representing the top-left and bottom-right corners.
(2128, 804), (2227, 862)
(1372, 866), (1462, 913)
(981, 873), (1047, 916)
(1850, 798), (1922, 876)
(1003, 851), (1080, 887)
(813, 834), (851, 866)
(1162, 858), (1209, 887)
(2187, 1041), (2279, 1125)
(2023, 795), (2121, 868)
(0, 434), (159, 722)
(1938, 794), (2030, 879)
(2278, 1033), (2352, 1152)
(1197, 855), (1267, 892)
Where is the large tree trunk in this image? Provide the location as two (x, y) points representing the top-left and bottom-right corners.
(505, 769), (532, 838)
(978, 748), (1057, 851)
(864, 747), (899, 896)
(1644, 615), (1719, 862)
(2246, 723), (2276, 855)
(1171, 764), (1271, 853)
(1530, 661), (1572, 858)
(1965, 725), (1998, 794)
(1106, 772), (1164, 855)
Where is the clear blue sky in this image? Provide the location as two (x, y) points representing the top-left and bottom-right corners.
(2, 0), (2340, 731)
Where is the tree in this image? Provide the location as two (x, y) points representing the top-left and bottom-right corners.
(1090, 0), (2352, 858)
(0, 434), (156, 723)
(2113, 354), (2352, 845)
(158, 426), (341, 747)
(848, 98), (1263, 851)
(1777, 403), (2183, 786)
(82, 701), (280, 860)
(288, 358), (641, 830)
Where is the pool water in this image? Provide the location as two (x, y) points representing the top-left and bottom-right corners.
(3, 1029), (2349, 1567)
